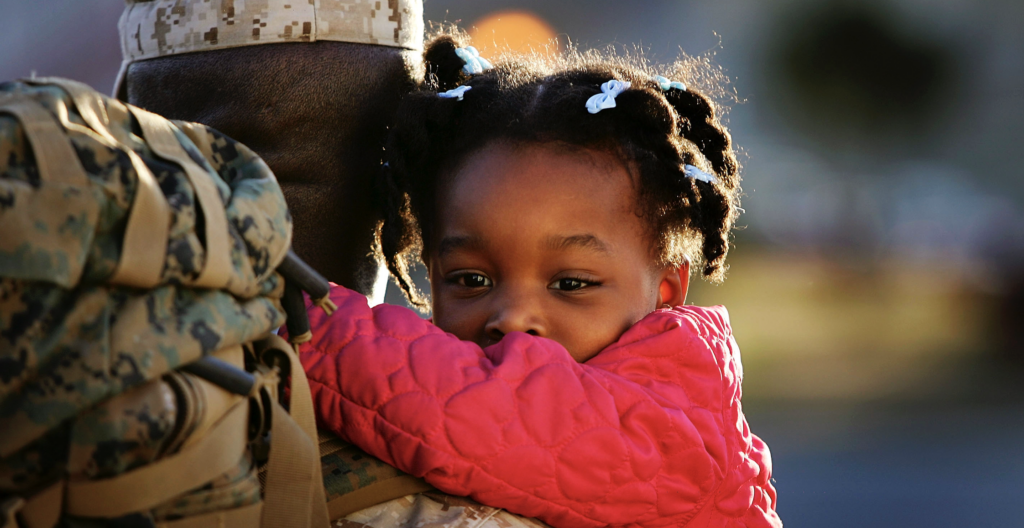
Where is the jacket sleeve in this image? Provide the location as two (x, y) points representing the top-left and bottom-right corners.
(300, 285), (781, 528)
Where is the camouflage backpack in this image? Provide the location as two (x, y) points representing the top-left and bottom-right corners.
(0, 77), (337, 528)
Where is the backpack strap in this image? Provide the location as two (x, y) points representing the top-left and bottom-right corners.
(30, 77), (171, 289)
(63, 395), (250, 517)
(129, 106), (234, 290)
(0, 93), (99, 287)
(257, 335), (330, 528)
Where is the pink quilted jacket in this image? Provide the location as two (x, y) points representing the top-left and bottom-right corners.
(300, 284), (781, 528)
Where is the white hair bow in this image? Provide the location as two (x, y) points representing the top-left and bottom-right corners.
(438, 85), (472, 101)
(684, 164), (717, 184)
(455, 46), (493, 75)
(586, 80), (631, 114)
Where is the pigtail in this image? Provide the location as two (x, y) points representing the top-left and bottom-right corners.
(376, 162), (426, 309)
(664, 88), (739, 189)
(423, 35), (471, 92)
(379, 33), (480, 310)
(661, 85), (741, 281)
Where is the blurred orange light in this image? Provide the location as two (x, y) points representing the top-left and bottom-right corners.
(468, 11), (559, 55)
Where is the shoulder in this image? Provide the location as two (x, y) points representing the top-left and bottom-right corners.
(628, 304), (733, 343)
(586, 305), (742, 402)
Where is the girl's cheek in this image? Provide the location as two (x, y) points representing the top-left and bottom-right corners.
(433, 297), (479, 341)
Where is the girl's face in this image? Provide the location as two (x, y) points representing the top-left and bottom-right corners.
(427, 142), (687, 362)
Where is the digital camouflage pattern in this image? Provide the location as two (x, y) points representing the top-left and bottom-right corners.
(116, 0), (424, 98)
(321, 441), (412, 501)
(0, 79), (291, 522)
(338, 493), (552, 528)
(119, 0), (423, 63)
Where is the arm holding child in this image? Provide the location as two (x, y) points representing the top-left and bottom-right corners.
(300, 285), (780, 528)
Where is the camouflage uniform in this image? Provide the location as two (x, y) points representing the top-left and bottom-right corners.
(1, 78), (327, 528)
(339, 494), (552, 528)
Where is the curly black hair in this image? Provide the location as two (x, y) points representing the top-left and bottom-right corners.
(378, 32), (742, 309)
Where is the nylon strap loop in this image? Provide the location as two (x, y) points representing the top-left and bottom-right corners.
(0, 95), (89, 187)
(129, 106), (233, 290)
(0, 94), (99, 288)
(64, 399), (249, 518)
(31, 77), (171, 289)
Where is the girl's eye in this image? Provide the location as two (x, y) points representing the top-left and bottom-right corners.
(458, 273), (492, 288)
(550, 278), (594, 291)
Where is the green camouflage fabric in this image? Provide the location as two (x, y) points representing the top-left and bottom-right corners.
(321, 441), (411, 501)
(0, 79), (291, 522)
(338, 493), (552, 528)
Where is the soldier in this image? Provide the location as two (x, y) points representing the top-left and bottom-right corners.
(110, 4), (551, 525)
(116, 0), (424, 304)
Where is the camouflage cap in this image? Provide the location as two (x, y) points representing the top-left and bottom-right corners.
(116, 0), (423, 94)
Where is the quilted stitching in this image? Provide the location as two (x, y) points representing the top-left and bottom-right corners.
(301, 286), (782, 528)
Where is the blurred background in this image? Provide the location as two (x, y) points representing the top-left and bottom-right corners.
(2, 0), (1022, 525)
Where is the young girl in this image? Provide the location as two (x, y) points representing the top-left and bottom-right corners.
(299, 33), (781, 528)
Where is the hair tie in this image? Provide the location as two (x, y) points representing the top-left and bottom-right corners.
(438, 85), (472, 101)
(653, 75), (687, 92)
(586, 80), (631, 114)
(455, 46), (493, 75)
(684, 164), (717, 184)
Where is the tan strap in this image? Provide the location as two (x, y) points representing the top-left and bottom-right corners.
(326, 475), (434, 520)
(129, 106), (233, 289)
(0, 95), (99, 287)
(260, 398), (330, 528)
(1, 497), (24, 528)
(64, 399), (249, 518)
(155, 502), (263, 528)
(30, 77), (171, 288)
(16, 480), (64, 528)
(0, 96), (89, 187)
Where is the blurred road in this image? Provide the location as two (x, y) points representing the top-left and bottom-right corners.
(750, 404), (1024, 528)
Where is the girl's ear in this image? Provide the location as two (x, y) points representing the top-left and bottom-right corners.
(656, 260), (690, 308)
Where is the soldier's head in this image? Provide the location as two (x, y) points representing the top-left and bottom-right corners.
(117, 0), (423, 301)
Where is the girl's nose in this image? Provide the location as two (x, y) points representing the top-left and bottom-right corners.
(484, 297), (546, 342)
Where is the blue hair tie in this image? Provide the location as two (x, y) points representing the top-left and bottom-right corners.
(684, 164), (717, 184)
(586, 80), (631, 114)
(438, 85), (472, 101)
(654, 75), (687, 92)
(455, 46), (493, 75)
